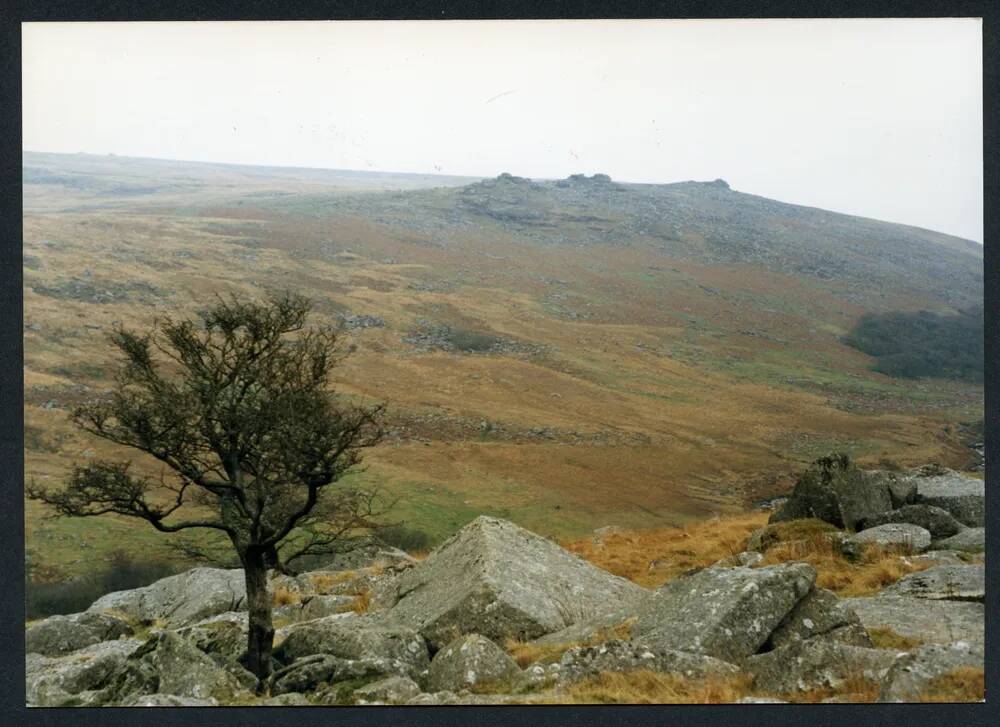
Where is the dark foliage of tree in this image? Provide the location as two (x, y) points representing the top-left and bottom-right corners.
(843, 305), (983, 383)
(28, 293), (384, 685)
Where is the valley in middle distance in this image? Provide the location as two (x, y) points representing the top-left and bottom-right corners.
(23, 152), (984, 576)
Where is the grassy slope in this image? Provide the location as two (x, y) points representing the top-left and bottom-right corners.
(23, 154), (983, 577)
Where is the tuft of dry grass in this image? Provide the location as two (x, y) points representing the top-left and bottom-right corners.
(307, 570), (356, 594)
(504, 619), (635, 668)
(778, 672), (881, 704)
(867, 627), (923, 651)
(272, 585), (301, 606)
(540, 669), (754, 704)
(350, 588), (372, 614)
(761, 536), (931, 597)
(916, 667), (985, 703)
(563, 512), (768, 588)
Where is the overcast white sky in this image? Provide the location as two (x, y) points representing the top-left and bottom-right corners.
(23, 19), (983, 241)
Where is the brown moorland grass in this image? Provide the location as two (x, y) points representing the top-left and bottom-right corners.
(504, 619), (636, 668)
(566, 513), (930, 597)
(867, 627), (924, 650)
(563, 512), (768, 588)
(540, 670), (755, 704)
(916, 667), (985, 703)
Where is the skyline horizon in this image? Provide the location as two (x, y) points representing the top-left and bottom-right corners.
(23, 147), (985, 244)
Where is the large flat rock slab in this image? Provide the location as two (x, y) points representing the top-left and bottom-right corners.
(630, 562), (816, 662)
(912, 471), (984, 527)
(386, 516), (649, 650)
(88, 568), (247, 627)
(933, 528), (985, 553)
(845, 594), (984, 646)
(882, 564), (984, 603)
(878, 641), (984, 702)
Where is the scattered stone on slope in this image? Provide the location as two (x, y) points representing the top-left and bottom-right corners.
(386, 516), (649, 650)
(744, 639), (901, 695)
(87, 568), (246, 627)
(109, 631), (249, 704)
(842, 523), (931, 557)
(258, 692), (312, 706)
(426, 634), (521, 692)
(859, 504), (965, 539)
(26, 639), (143, 707)
(273, 613), (429, 681)
(932, 528), (985, 553)
(770, 456), (894, 531)
(878, 641), (984, 702)
(630, 562), (815, 662)
(765, 587), (871, 649)
(845, 595), (984, 646)
(351, 675), (422, 705)
(26, 611), (133, 656)
(911, 470), (984, 527)
(881, 564), (984, 603)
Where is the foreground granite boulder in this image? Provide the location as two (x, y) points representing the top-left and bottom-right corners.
(630, 562), (815, 662)
(88, 568), (247, 628)
(108, 631), (250, 704)
(878, 641), (984, 702)
(120, 694), (219, 706)
(911, 471), (984, 527)
(26, 611), (134, 656)
(26, 639), (143, 707)
(769, 455), (893, 531)
(882, 564), (984, 603)
(351, 675), (422, 705)
(273, 613), (429, 682)
(765, 587), (871, 649)
(558, 640), (740, 683)
(745, 639), (900, 694)
(386, 516), (649, 650)
(859, 504), (965, 540)
(845, 595), (984, 646)
(426, 634), (521, 692)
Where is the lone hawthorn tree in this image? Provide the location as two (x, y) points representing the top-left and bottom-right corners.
(28, 293), (384, 683)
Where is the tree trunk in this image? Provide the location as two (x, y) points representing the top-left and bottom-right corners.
(241, 547), (274, 687)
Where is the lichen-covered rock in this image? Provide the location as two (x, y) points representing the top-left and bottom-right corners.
(109, 631), (248, 704)
(88, 568), (247, 627)
(843, 523), (931, 555)
(878, 641), (984, 702)
(910, 550), (974, 566)
(845, 595), (984, 646)
(426, 634), (520, 692)
(120, 693), (219, 706)
(555, 640), (740, 685)
(352, 675), (422, 704)
(26, 611), (133, 656)
(630, 562), (815, 662)
(766, 588), (871, 649)
(933, 528), (985, 553)
(26, 639), (143, 707)
(273, 614), (429, 681)
(176, 617), (248, 666)
(882, 564), (984, 603)
(859, 504), (965, 539)
(911, 471), (984, 527)
(769, 456), (893, 531)
(745, 639), (901, 694)
(386, 516), (649, 649)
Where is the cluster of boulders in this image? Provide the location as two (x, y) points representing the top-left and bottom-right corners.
(25, 459), (984, 706)
(768, 456), (984, 557)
